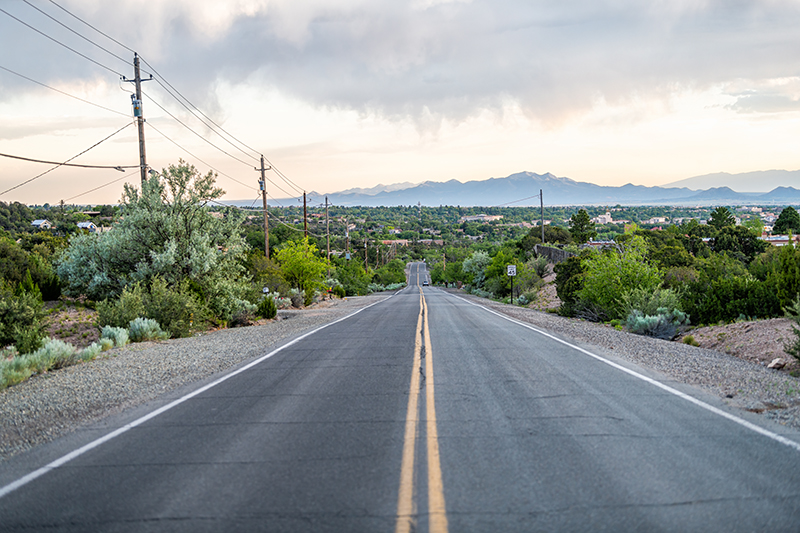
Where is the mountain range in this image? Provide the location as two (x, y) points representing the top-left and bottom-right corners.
(291, 170), (800, 207)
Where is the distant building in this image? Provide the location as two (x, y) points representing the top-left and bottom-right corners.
(459, 214), (503, 223)
(592, 212), (614, 225)
(77, 221), (98, 232)
(31, 219), (52, 229)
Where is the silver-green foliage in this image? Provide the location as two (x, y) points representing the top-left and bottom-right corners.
(99, 337), (115, 351)
(128, 318), (169, 343)
(625, 308), (689, 340)
(56, 161), (252, 321)
(0, 337), (106, 390)
(101, 325), (129, 347)
(463, 251), (491, 288)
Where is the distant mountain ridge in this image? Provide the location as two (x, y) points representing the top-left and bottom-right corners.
(662, 169), (800, 192)
(294, 171), (800, 207)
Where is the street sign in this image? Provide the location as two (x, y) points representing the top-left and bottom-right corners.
(507, 265), (517, 276)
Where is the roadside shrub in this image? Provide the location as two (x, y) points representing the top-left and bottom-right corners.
(625, 308), (689, 340)
(579, 236), (662, 320)
(332, 285), (346, 298)
(99, 337), (114, 351)
(97, 279), (208, 338)
(784, 297), (800, 362)
(682, 335), (700, 347)
(257, 295), (277, 319)
(368, 283), (384, 293)
(553, 255), (586, 316)
(12, 326), (46, 355)
(620, 287), (682, 318)
(303, 289), (315, 307)
(0, 357), (34, 390)
(128, 318), (169, 342)
(96, 283), (145, 329)
(0, 280), (46, 350)
(530, 255), (551, 278)
(385, 283), (405, 291)
(101, 325), (129, 347)
(79, 342), (103, 361)
(24, 338), (78, 373)
(682, 276), (780, 325)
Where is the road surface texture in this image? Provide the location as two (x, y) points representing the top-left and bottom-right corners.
(1, 262), (799, 532)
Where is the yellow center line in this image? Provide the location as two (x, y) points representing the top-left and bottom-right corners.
(423, 290), (448, 532)
(396, 285), (448, 533)
(395, 291), (424, 533)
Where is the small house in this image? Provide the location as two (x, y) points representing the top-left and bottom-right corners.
(77, 221), (98, 232)
(31, 219), (52, 229)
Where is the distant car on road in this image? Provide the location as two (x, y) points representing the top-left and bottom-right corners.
(422, 280), (429, 286)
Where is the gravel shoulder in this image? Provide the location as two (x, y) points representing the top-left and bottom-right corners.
(0, 294), (388, 461)
(449, 290), (800, 430)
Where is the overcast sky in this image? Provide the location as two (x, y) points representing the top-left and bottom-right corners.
(1, 0), (799, 205)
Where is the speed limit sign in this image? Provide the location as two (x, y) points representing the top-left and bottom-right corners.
(507, 265), (517, 276)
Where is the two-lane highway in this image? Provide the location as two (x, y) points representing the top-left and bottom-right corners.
(1, 262), (799, 531)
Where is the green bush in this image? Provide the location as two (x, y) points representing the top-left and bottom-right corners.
(100, 326), (129, 347)
(682, 276), (781, 325)
(99, 337), (114, 351)
(0, 280), (46, 350)
(257, 295), (277, 319)
(579, 236), (662, 321)
(332, 285), (346, 298)
(97, 279), (208, 338)
(554, 255), (586, 316)
(784, 297), (800, 362)
(24, 338), (78, 373)
(128, 318), (169, 342)
(625, 308), (689, 340)
(682, 335), (700, 347)
(620, 287), (682, 318)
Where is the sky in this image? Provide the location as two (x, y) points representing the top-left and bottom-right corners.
(1, 0), (799, 206)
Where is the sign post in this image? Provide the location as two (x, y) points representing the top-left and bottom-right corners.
(507, 264), (517, 305)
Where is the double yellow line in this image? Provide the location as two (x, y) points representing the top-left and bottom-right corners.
(396, 286), (448, 533)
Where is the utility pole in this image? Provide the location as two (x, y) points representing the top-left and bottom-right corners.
(364, 237), (368, 271)
(303, 192), (308, 239)
(123, 53), (152, 187)
(540, 189), (545, 244)
(256, 156), (271, 259)
(325, 196), (330, 275)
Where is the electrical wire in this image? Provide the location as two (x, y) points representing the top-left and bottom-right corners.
(42, 0), (259, 162)
(0, 122), (137, 196)
(0, 6), (123, 77)
(493, 192), (543, 207)
(143, 89), (255, 168)
(146, 122), (257, 193)
(64, 169), (138, 202)
(0, 64), (128, 117)
(0, 152), (136, 170)
(21, 0), (130, 68)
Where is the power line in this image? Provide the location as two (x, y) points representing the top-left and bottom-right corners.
(21, 0), (130, 68)
(0, 64), (128, 117)
(64, 170), (138, 202)
(145, 122), (257, 193)
(40, 0), (259, 166)
(0, 6), (123, 77)
(142, 89), (255, 168)
(0, 122), (135, 196)
(47, 0), (135, 54)
(0, 152), (136, 170)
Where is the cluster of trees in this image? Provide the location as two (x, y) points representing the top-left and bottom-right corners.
(553, 208), (800, 333)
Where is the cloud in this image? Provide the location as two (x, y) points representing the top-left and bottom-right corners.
(3, 0), (800, 126)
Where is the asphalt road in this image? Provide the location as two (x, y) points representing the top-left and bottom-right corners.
(1, 262), (800, 532)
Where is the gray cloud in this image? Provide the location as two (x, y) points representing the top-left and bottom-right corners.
(2, 0), (800, 124)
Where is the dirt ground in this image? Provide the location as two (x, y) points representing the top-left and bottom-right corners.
(43, 301), (100, 349)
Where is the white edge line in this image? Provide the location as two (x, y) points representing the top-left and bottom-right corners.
(451, 293), (800, 453)
(0, 294), (394, 500)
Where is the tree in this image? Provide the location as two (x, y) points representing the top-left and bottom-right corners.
(275, 238), (329, 300)
(57, 161), (252, 320)
(773, 206), (800, 234)
(578, 235), (662, 320)
(462, 250), (491, 288)
(569, 209), (596, 244)
(708, 206), (735, 231)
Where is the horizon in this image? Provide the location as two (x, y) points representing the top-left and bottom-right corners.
(2, 2), (799, 205)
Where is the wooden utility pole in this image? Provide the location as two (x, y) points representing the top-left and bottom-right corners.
(256, 156), (271, 259)
(303, 192), (308, 238)
(325, 196), (330, 275)
(123, 53), (152, 187)
(364, 237), (368, 271)
(540, 189), (545, 244)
